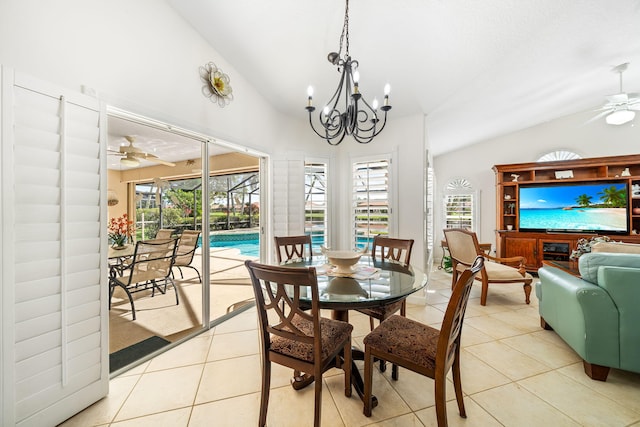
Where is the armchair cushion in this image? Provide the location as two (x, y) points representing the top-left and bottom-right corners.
(591, 241), (640, 254)
(455, 260), (533, 282)
(578, 252), (640, 285)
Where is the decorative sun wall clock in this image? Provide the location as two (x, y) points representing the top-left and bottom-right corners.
(200, 61), (233, 107)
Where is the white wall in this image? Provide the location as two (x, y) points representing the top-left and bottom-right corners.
(0, 0), (296, 153)
(433, 108), (640, 259)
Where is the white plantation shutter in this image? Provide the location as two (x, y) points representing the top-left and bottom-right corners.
(1, 68), (108, 426)
(272, 159), (305, 244)
(352, 158), (391, 246)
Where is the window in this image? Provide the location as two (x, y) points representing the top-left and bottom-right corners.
(352, 158), (391, 247)
(537, 150), (581, 162)
(443, 178), (477, 230)
(305, 161), (328, 252)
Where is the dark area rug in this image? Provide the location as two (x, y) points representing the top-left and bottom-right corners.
(110, 336), (171, 372)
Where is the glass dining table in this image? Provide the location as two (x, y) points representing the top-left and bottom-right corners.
(281, 256), (429, 406)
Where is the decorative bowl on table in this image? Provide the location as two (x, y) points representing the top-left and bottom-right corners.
(324, 277), (368, 297)
(321, 246), (368, 275)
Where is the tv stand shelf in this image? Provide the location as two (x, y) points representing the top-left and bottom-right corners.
(493, 154), (640, 270)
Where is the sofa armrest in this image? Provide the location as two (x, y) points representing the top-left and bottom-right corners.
(537, 267), (619, 366)
(597, 266), (640, 372)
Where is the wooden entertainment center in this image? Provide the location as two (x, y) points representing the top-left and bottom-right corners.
(493, 154), (640, 271)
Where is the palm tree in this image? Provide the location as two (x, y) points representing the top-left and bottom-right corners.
(597, 186), (627, 208)
(575, 194), (592, 207)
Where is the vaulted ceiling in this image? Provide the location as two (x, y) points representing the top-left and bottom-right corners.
(168, 0), (640, 155)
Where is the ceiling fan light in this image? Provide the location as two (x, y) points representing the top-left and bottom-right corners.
(120, 156), (140, 167)
(606, 109), (635, 125)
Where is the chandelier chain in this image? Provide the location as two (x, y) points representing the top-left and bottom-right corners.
(338, 0), (350, 59)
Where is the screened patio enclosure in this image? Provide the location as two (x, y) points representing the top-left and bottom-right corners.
(135, 171), (260, 240)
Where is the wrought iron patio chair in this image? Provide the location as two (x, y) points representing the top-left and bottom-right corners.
(109, 238), (179, 320)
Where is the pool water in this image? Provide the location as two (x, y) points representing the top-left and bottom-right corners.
(205, 232), (260, 257)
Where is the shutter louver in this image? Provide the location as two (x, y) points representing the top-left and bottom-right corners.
(2, 70), (107, 426)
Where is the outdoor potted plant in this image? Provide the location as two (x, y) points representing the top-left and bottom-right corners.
(108, 213), (135, 249)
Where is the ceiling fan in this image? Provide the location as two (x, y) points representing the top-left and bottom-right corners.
(109, 135), (176, 167)
(591, 63), (640, 125)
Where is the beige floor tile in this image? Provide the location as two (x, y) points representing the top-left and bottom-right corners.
(406, 304), (445, 325)
(195, 354), (261, 404)
(189, 393), (261, 427)
(326, 369), (411, 427)
(463, 314), (530, 340)
(465, 340), (551, 381)
(415, 397), (503, 427)
(489, 310), (540, 333)
(362, 412), (425, 426)
(111, 407), (191, 426)
(557, 363), (640, 414)
(114, 364), (204, 421)
(519, 370), (640, 426)
(146, 334), (213, 372)
(207, 328), (259, 361)
(471, 382), (580, 426)
(382, 366), (456, 412)
(213, 308), (257, 334)
(458, 349), (511, 394)
(59, 374), (140, 426)
(459, 324), (494, 347)
(501, 333), (580, 369)
(265, 381), (346, 427)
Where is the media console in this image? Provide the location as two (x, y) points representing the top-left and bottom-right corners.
(493, 154), (640, 270)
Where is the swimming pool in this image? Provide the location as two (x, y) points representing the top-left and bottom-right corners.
(207, 232), (260, 257)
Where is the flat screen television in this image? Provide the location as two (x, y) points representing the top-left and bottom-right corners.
(518, 181), (629, 234)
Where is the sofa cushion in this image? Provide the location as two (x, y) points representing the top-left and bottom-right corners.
(591, 241), (640, 254)
(578, 252), (640, 285)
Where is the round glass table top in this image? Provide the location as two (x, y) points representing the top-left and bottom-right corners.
(282, 256), (428, 310)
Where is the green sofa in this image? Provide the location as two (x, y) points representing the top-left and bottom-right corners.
(536, 252), (640, 381)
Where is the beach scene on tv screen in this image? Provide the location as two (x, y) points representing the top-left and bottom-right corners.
(519, 183), (627, 231)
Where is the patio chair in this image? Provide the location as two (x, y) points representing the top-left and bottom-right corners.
(109, 238), (179, 320)
(245, 260), (352, 427)
(172, 230), (202, 283)
(274, 235), (313, 263)
(443, 228), (533, 305)
(356, 235), (414, 378)
(363, 256), (484, 426)
(155, 228), (174, 239)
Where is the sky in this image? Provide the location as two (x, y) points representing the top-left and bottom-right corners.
(519, 182), (627, 209)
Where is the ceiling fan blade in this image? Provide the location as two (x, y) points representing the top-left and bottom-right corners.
(585, 110), (612, 124)
(141, 153), (176, 167)
(605, 93), (628, 104)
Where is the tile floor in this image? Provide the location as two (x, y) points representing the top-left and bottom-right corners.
(61, 266), (640, 426)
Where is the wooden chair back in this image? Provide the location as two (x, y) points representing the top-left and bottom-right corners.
(438, 255), (484, 372)
(274, 235), (312, 263)
(245, 260), (352, 427)
(371, 235), (414, 265)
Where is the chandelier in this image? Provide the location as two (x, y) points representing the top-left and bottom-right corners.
(305, 0), (391, 145)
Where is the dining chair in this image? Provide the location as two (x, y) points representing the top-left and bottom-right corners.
(172, 229), (202, 283)
(109, 238), (179, 320)
(356, 235), (414, 378)
(363, 256), (484, 426)
(245, 260), (352, 427)
(443, 228), (533, 305)
(274, 235), (313, 263)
